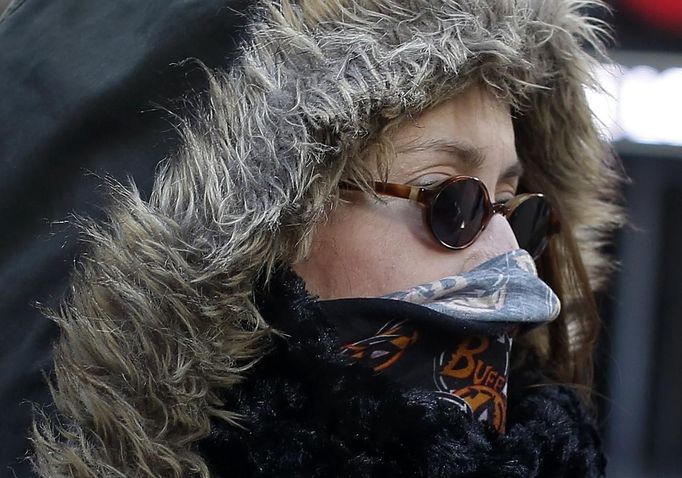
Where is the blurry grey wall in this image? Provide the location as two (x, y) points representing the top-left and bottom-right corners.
(584, 2), (682, 477)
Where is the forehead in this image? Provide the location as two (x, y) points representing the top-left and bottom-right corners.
(389, 86), (518, 177)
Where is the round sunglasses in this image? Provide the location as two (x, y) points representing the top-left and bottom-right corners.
(343, 176), (560, 259)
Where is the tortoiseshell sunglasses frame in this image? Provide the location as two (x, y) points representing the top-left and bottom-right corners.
(342, 175), (561, 257)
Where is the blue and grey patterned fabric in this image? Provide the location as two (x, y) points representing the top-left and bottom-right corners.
(381, 249), (561, 328)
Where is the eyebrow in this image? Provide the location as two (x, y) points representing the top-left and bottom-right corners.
(395, 137), (524, 180)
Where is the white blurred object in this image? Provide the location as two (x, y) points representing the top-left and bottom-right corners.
(588, 62), (682, 147)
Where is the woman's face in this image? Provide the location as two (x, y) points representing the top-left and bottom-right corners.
(294, 85), (523, 299)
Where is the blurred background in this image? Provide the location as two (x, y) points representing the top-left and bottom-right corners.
(585, 1), (682, 477)
(0, 0), (680, 477)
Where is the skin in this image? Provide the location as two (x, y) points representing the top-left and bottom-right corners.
(294, 84), (523, 299)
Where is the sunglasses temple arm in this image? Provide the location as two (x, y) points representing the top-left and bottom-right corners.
(375, 182), (427, 202)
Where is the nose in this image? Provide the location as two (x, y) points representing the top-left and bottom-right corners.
(460, 214), (519, 273)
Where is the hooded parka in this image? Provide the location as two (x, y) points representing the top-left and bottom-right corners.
(32, 1), (623, 476)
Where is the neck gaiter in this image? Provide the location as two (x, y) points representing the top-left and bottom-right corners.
(318, 249), (561, 433)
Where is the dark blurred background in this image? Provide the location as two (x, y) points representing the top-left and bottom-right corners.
(587, 1), (682, 477)
(0, 1), (680, 477)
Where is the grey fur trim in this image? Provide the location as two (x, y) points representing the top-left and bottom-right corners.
(32, 1), (625, 476)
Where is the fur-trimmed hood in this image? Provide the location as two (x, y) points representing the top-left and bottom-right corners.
(33, 1), (623, 476)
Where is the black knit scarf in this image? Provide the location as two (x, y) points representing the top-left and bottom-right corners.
(197, 268), (606, 477)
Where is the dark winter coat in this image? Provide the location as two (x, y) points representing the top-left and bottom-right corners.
(31, 1), (623, 476)
(198, 268), (606, 477)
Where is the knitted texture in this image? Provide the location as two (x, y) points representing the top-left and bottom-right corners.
(198, 268), (606, 477)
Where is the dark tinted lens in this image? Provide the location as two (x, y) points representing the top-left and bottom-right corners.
(508, 196), (552, 258)
(430, 179), (488, 248)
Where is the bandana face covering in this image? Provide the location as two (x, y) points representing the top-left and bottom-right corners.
(318, 249), (561, 433)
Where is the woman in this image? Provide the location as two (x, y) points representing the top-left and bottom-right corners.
(33, 0), (624, 476)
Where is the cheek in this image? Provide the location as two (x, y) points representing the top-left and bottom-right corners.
(295, 198), (471, 298)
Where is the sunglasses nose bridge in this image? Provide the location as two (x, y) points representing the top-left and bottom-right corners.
(491, 202), (511, 218)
